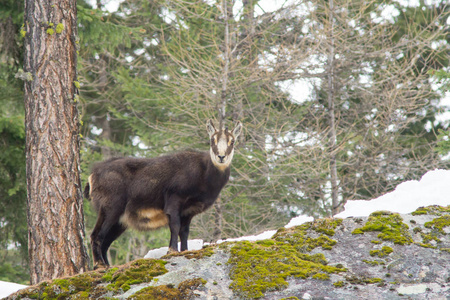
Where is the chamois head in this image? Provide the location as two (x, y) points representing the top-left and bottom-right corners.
(207, 119), (242, 171)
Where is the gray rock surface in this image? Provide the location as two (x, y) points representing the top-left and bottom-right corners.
(7, 207), (450, 300)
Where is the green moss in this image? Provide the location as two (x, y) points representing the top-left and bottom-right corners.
(107, 259), (167, 292)
(55, 23), (64, 34)
(424, 215), (450, 234)
(46, 28), (54, 35)
(101, 267), (118, 282)
(177, 277), (207, 294)
(73, 81), (80, 89)
(370, 246), (393, 258)
(352, 211), (413, 245)
(128, 277), (206, 300)
(128, 285), (180, 300)
(414, 215), (450, 249)
(312, 273), (330, 280)
(333, 281), (345, 287)
(228, 222), (346, 299)
(418, 242), (437, 249)
(363, 259), (385, 266)
(6, 258), (166, 298)
(420, 232), (441, 245)
(162, 245), (215, 260)
(13, 271), (109, 299)
(274, 223), (339, 252)
(346, 275), (384, 285)
(412, 208), (428, 215)
(412, 205), (450, 216)
(311, 218), (343, 236)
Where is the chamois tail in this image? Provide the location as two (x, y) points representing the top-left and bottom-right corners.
(83, 174), (92, 200)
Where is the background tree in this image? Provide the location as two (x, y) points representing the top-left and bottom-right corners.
(0, 0), (29, 283)
(23, 0), (89, 283)
(300, 0), (449, 213)
(78, 0), (173, 265)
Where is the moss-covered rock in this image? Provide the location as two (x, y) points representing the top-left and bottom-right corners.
(106, 259), (167, 292)
(369, 246), (393, 258)
(352, 211), (413, 245)
(7, 205), (450, 300)
(412, 205), (450, 216)
(227, 220), (346, 299)
(9, 259), (167, 299)
(128, 277), (206, 300)
(162, 245), (215, 260)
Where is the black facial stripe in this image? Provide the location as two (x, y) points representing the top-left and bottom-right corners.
(225, 147), (233, 156)
(211, 142), (218, 154)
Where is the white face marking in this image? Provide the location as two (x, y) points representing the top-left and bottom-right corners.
(206, 120), (242, 171)
(210, 136), (235, 171)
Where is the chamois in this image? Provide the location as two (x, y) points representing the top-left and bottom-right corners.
(84, 119), (242, 269)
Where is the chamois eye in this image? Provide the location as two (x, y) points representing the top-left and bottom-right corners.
(230, 140), (235, 146)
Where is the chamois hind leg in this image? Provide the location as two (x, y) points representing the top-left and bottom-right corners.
(101, 223), (126, 266)
(91, 206), (125, 269)
(90, 209), (107, 269)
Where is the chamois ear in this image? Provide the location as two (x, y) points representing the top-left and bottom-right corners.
(232, 121), (243, 138)
(206, 119), (217, 138)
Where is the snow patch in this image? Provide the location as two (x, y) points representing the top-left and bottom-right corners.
(336, 169), (450, 218)
(0, 281), (28, 298)
(144, 239), (204, 259)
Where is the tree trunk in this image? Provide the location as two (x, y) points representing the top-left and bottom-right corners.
(24, 0), (89, 284)
(212, 0), (234, 241)
(327, 0), (341, 216)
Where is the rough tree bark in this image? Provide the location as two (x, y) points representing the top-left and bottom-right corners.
(23, 0), (89, 284)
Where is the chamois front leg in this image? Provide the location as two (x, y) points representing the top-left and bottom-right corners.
(167, 213), (181, 253)
(179, 215), (193, 252)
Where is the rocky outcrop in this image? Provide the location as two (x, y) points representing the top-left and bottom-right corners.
(6, 205), (450, 300)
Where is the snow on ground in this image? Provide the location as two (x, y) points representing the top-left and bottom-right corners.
(144, 239), (204, 259)
(284, 215), (315, 229)
(335, 169), (450, 218)
(0, 281), (28, 298)
(216, 230), (278, 244)
(3, 169), (450, 298)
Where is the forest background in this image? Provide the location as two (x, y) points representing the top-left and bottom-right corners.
(0, 0), (449, 283)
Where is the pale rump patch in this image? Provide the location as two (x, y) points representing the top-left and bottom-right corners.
(119, 208), (168, 231)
